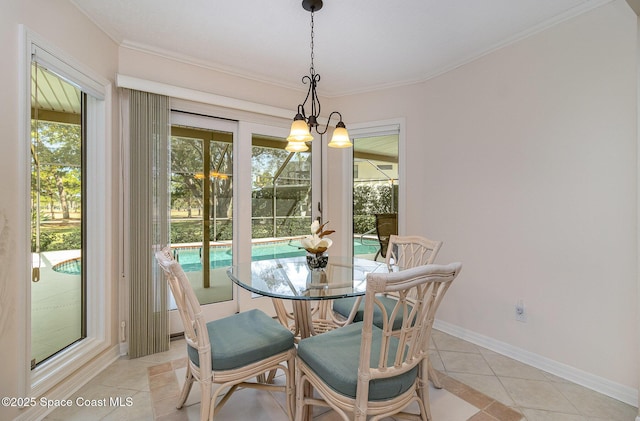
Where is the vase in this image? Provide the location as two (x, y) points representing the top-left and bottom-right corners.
(306, 251), (328, 270)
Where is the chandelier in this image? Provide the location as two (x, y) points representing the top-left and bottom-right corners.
(285, 0), (352, 152)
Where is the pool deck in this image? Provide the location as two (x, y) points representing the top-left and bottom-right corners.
(31, 250), (82, 365)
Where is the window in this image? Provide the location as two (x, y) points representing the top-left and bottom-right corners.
(351, 126), (400, 260)
(30, 62), (86, 367)
(21, 31), (112, 397)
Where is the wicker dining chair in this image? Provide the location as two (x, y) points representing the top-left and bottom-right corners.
(333, 235), (443, 326)
(296, 262), (462, 421)
(155, 247), (296, 421)
(332, 235), (444, 387)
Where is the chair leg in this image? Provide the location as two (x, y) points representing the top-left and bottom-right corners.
(354, 390), (369, 421)
(285, 357), (296, 421)
(177, 364), (195, 409)
(418, 365), (432, 421)
(294, 367), (307, 421)
(266, 368), (277, 383)
(199, 380), (212, 421)
(354, 411), (367, 421)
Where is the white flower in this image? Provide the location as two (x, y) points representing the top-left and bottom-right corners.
(301, 221), (334, 255)
(310, 220), (320, 234)
(301, 235), (332, 252)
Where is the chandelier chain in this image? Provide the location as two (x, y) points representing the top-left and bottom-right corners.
(310, 10), (315, 75)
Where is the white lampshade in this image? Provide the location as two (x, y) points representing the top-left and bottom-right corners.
(285, 141), (309, 152)
(287, 119), (314, 142)
(327, 126), (352, 148)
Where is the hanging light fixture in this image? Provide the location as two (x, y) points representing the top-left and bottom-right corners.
(285, 0), (352, 152)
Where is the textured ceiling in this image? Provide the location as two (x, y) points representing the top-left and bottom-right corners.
(70, 0), (612, 96)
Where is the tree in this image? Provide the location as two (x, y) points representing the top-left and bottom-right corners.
(251, 147), (311, 237)
(353, 182), (398, 234)
(170, 137), (204, 216)
(31, 120), (82, 220)
(170, 136), (234, 223)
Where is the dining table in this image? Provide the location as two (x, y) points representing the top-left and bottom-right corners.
(226, 255), (396, 340)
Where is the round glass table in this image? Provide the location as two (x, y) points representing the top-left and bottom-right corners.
(227, 256), (394, 339)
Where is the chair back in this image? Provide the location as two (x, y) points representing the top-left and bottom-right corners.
(155, 247), (212, 373)
(357, 263), (461, 401)
(386, 235), (442, 268)
(374, 213), (398, 258)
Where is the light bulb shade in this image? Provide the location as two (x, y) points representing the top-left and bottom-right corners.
(287, 118), (314, 142)
(285, 140), (309, 152)
(327, 126), (352, 148)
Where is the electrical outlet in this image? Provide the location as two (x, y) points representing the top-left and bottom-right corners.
(515, 300), (527, 322)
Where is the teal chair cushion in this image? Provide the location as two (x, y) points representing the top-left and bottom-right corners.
(187, 309), (294, 371)
(333, 296), (411, 330)
(297, 322), (418, 401)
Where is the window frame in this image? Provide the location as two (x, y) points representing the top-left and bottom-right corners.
(18, 27), (115, 399)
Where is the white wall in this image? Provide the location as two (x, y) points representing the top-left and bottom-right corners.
(333, 0), (638, 393)
(0, 1), (119, 419)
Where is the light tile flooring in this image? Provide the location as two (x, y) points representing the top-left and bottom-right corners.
(45, 330), (638, 421)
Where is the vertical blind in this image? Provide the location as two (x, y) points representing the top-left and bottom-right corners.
(124, 89), (170, 358)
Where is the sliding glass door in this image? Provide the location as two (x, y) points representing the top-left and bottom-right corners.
(166, 116), (316, 322)
(168, 113), (238, 330)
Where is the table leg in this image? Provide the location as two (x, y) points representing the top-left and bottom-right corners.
(291, 300), (315, 339)
(272, 298), (295, 332)
(272, 296), (342, 344)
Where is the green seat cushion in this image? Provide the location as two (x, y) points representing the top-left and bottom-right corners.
(187, 309), (294, 371)
(297, 322), (418, 401)
(333, 296), (411, 330)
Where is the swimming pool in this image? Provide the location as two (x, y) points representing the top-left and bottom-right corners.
(175, 239), (379, 272)
(52, 238), (379, 274)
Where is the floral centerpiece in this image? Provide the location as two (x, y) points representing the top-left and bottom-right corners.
(301, 220), (334, 269)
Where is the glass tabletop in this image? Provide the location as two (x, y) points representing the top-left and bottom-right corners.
(226, 256), (395, 300)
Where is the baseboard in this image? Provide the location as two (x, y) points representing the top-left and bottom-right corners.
(15, 344), (121, 421)
(433, 319), (638, 408)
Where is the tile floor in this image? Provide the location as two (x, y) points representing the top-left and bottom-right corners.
(45, 330), (638, 421)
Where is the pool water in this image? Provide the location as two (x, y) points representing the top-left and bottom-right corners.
(176, 239), (379, 272)
(53, 239), (379, 274)
(175, 242), (302, 272)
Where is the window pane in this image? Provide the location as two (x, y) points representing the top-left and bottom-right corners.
(30, 63), (85, 366)
(353, 134), (399, 260)
(170, 126), (233, 306)
(251, 134), (311, 260)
